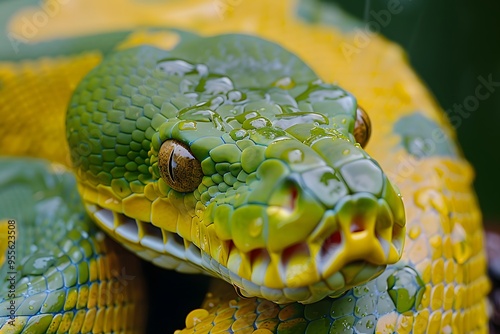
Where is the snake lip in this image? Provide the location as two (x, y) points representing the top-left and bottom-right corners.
(85, 203), (203, 273)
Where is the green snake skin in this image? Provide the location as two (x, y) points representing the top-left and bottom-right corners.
(0, 159), (146, 333)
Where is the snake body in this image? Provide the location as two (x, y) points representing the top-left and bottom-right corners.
(0, 0), (490, 333)
(0, 159), (147, 333)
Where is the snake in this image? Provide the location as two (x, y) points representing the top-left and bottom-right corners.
(0, 0), (490, 333)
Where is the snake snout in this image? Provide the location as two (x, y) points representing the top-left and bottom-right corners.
(206, 135), (406, 304)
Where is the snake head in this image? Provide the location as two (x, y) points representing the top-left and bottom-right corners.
(67, 34), (405, 304)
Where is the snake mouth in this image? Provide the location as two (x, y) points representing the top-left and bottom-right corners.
(84, 181), (405, 304)
(219, 193), (405, 304)
(85, 203), (388, 304)
(85, 202), (350, 304)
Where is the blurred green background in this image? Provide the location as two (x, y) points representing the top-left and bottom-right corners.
(328, 0), (500, 223)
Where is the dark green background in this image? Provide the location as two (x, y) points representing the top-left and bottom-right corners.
(330, 0), (500, 223)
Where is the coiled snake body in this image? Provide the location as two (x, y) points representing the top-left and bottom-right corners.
(0, 0), (490, 333)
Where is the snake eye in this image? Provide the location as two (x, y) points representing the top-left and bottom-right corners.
(158, 140), (204, 193)
(354, 106), (371, 148)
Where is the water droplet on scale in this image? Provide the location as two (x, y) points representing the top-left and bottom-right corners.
(249, 218), (263, 237)
(227, 90), (247, 103)
(272, 77), (296, 89)
(230, 129), (248, 141)
(157, 59), (195, 76)
(196, 64), (209, 77)
(204, 76), (235, 95)
(179, 121), (197, 130)
(286, 149), (304, 163)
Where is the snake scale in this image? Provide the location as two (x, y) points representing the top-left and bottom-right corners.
(0, 0), (490, 333)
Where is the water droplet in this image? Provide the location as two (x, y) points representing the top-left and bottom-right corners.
(196, 64), (209, 77)
(235, 111), (260, 124)
(230, 129), (248, 141)
(227, 90), (247, 102)
(178, 105), (216, 123)
(157, 59), (195, 76)
(342, 149), (350, 155)
(179, 121), (197, 130)
(273, 112), (328, 130)
(272, 77), (295, 89)
(308, 87), (345, 102)
(203, 76), (234, 95)
(286, 149), (303, 163)
(249, 218), (263, 237)
(243, 117), (271, 130)
(22, 253), (55, 275)
(210, 96), (225, 109)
